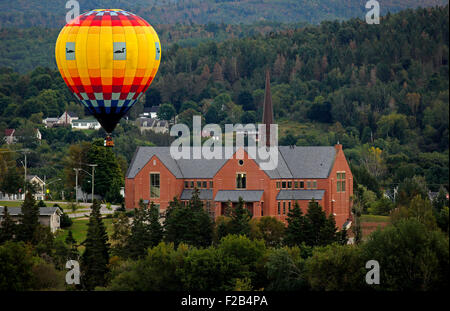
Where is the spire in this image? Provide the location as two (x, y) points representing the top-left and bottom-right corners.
(262, 70), (274, 147)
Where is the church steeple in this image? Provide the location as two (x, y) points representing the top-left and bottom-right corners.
(262, 70), (274, 147)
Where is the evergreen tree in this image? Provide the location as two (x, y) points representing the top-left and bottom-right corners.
(303, 199), (338, 247)
(65, 230), (79, 260)
(16, 192), (39, 243)
(110, 212), (131, 258)
(164, 188), (213, 247)
(0, 206), (16, 243)
(284, 201), (305, 247)
(81, 200), (110, 290)
(127, 200), (153, 259)
(228, 197), (251, 236)
(148, 202), (163, 248)
(37, 200), (46, 208)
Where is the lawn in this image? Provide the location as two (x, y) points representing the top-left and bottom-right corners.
(55, 217), (115, 252)
(0, 200), (70, 208)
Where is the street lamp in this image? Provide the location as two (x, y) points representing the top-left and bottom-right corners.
(87, 164), (98, 202)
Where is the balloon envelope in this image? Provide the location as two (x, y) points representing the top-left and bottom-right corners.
(55, 9), (161, 133)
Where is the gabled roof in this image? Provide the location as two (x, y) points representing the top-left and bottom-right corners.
(276, 189), (325, 200)
(4, 129), (15, 136)
(0, 206), (62, 216)
(126, 145), (337, 180)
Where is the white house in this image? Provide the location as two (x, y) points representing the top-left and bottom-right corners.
(71, 119), (101, 130)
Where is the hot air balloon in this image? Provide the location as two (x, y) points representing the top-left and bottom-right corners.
(55, 9), (161, 147)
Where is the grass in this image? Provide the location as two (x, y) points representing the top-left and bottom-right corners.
(55, 217), (115, 253)
(0, 200), (71, 208)
(360, 214), (390, 223)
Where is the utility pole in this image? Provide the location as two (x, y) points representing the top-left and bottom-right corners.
(73, 168), (81, 205)
(87, 164), (97, 202)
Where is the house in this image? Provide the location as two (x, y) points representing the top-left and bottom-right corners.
(58, 111), (79, 126)
(71, 119), (101, 130)
(26, 175), (45, 201)
(125, 72), (353, 229)
(43, 117), (59, 128)
(4, 129), (16, 144)
(0, 206), (62, 233)
(139, 106), (160, 119)
(136, 117), (169, 134)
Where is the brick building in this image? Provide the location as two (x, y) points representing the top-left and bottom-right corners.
(125, 72), (353, 229)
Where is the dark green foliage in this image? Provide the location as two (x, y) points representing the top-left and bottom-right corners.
(16, 192), (39, 243)
(305, 244), (368, 291)
(266, 248), (308, 291)
(164, 189), (213, 248)
(0, 206), (16, 243)
(81, 200), (110, 290)
(227, 197), (251, 237)
(0, 241), (35, 290)
(362, 219), (449, 290)
(84, 139), (124, 203)
(284, 202), (305, 247)
(59, 212), (73, 228)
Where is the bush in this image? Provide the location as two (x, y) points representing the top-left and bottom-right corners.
(60, 213), (73, 228)
(362, 219), (449, 290)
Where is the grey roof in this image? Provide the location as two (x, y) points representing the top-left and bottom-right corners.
(278, 146), (336, 178)
(180, 189), (213, 200)
(0, 206), (61, 216)
(214, 190), (264, 202)
(127, 146), (337, 180)
(276, 189), (325, 200)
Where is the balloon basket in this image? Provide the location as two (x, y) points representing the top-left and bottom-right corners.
(104, 135), (114, 147)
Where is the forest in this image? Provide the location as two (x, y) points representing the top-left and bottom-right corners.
(0, 0), (446, 28)
(0, 6), (448, 203)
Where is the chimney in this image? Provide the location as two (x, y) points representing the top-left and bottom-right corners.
(262, 70), (274, 147)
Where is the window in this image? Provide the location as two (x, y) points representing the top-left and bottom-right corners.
(306, 181), (311, 189)
(184, 181), (189, 188)
(190, 181), (194, 188)
(150, 173), (160, 198)
(337, 172), (346, 192)
(209, 181), (213, 188)
(236, 173), (246, 189)
(202, 181), (207, 188)
(197, 181), (202, 188)
(113, 42), (127, 60)
(261, 202), (264, 216)
(282, 181), (287, 189)
(313, 180), (317, 189)
(277, 202), (281, 215)
(276, 181), (281, 189)
(294, 181), (298, 189)
(288, 201), (291, 211)
(66, 42), (76, 60)
(288, 181), (292, 189)
(300, 181), (304, 189)
(238, 159), (244, 166)
(283, 202), (286, 215)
